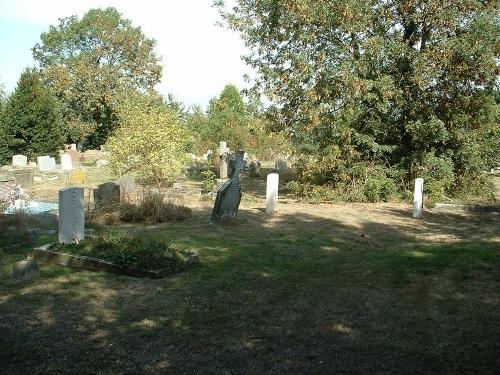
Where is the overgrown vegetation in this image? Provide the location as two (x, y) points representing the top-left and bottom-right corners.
(220, 0), (500, 201)
(105, 91), (189, 187)
(50, 233), (184, 271)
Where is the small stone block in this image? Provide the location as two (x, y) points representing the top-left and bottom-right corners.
(12, 260), (39, 281)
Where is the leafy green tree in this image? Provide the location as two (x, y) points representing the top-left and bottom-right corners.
(219, 0), (499, 199)
(105, 91), (189, 187)
(33, 7), (162, 147)
(0, 68), (64, 164)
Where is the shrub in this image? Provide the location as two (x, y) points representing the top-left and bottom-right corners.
(119, 192), (191, 224)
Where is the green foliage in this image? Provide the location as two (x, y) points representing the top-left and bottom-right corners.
(0, 68), (64, 163)
(33, 7), (162, 147)
(52, 232), (184, 271)
(220, 0), (500, 200)
(105, 91), (189, 187)
(200, 169), (217, 193)
(187, 84), (289, 160)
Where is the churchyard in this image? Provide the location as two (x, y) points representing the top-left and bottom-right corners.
(1, 148), (499, 374)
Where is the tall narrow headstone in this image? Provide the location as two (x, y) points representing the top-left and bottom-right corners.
(61, 153), (73, 171)
(413, 178), (424, 219)
(58, 187), (85, 244)
(266, 173), (279, 214)
(12, 155), (28, 168)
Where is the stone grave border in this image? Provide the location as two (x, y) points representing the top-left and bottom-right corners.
(33, 243), (199, 279)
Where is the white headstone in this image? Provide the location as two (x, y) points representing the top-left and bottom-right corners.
(12, 155), (27, 168)
(58, 187), (85, 244)
(266, 173), (279, 214)
(413, 178), (424, 219)
(37, 156), (56, 171)
(60, 153), (73, 171)
(70, 143), (77, 151)
(219, 141), (227, 155)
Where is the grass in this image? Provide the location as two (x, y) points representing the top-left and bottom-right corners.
(1, 201), (499, 374)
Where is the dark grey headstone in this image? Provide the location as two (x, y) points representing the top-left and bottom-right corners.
(93, 182), (120, 206)
(210, 151), (246, 224)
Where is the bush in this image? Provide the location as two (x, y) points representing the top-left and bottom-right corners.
(200, 169), (216, 193)
(119, 192), (191, 223)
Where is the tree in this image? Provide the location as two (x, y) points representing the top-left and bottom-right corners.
(33, 7), (162, 147)
(105, 91), (189, 187)
(219, 0), (499, 199)
(0, 68), (64, 164)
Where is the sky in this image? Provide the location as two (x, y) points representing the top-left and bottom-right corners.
(0, 0), (251, 108)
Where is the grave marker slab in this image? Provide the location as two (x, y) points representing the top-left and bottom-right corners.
(413, 178), (424, 219)
(266, 173), (279, 213)
(12, 169), (34, 188)
(93, 182), (120, 206)
(58, 187), (85, 244)
(211, 151), (246, 224)
(37, 156), (56, 171)
(12, 155), (27, 168)
(61, 153), (73, 171)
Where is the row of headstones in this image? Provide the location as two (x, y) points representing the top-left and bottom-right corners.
(11, 154), (75, 172)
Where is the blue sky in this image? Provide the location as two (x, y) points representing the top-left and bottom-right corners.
(0, 0), (251, 108)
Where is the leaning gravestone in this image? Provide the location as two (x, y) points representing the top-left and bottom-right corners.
(413, 178), (424, 219)
(266, 173), (279, 214)
(12, 155), (28, 168)
(59, 187), (85, 244)
(211, 151), (246, 224)
(93, 182), (120, 206)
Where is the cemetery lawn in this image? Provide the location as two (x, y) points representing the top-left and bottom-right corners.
(1, 201), (499, 373)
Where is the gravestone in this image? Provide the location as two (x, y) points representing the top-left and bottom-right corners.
(69, 170), (87, 184)
(58, 187), (85, 244)
(266, 173), (279, 214)
(12, 260), (39, 281)
(275, 159), (288, 173)
(219, 141), (229, 179)
(93, 182), (120, 206)
(211, 151), (246, 224)
(66, 149), (79, 162)
(12, 169), (34, 188)
(61, 153), (73, 171)
(119, 175), (136, 194)
(413, 178), (424, 219)
(37, 156), (56, 171)
(12, 155), (27, 168)
(248, 160), (261, 177)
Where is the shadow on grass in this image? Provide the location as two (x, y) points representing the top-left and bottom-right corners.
(0, 206), (499, 374)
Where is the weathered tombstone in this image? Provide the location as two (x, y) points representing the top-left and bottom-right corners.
(11, 260), (39, 281)
(266, 173), (279, 214)
(119, 175), (136, 194)
(211, 151), (246, 224)
(69, 170), (87, 184)
(58, 187), (85, 244)
(60, 153), (73, 171)
(12, 169), (34, 188)
(37, 156), (56, 171)
(219, 141), (229, 179)
(93, 182), (120, 206)
(248, 160), (261, 177)
(413, 178), (424, 219)
(12, 155), (28, 168)
(275, 159), (288, 173)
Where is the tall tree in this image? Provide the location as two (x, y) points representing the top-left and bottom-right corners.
(0, 68), (64, 163)
(219, 0), (499, 198)
(33, 7), (162, 147)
